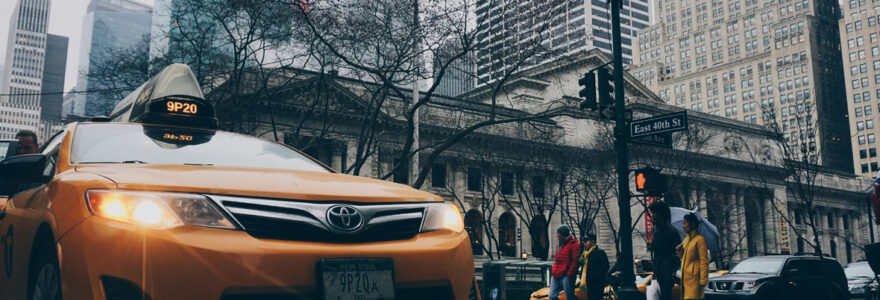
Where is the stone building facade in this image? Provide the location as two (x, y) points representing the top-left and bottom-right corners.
(218, 50), (874, 267)
(632, 0), (853, 173)
(839, 5), (880, 177)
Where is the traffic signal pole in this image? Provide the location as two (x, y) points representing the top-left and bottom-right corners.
(610, 0), (640, 298)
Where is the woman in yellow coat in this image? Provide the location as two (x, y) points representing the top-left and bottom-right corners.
(676, 213), (710, 300)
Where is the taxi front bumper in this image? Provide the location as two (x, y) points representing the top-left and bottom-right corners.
(58, 216), (474, 300)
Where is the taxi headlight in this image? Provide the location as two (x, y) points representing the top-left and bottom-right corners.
(421, 203), (464, 233)
(87, 190), (236, 230)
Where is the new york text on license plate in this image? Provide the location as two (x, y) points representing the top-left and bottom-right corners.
(320, 259), (395, 300)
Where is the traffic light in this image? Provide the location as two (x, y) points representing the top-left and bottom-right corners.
(578, 72), (597, 110)
(597, 68), (614, 107)
(634, 167), (667, 196)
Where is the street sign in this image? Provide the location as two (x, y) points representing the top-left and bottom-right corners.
(629, 132), (672, 148)
(630, 111), (688, 138)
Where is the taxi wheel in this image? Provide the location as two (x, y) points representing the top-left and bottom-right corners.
(28, 242), (61, 300)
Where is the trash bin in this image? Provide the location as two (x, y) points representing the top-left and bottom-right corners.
(482, 261), (507, 300)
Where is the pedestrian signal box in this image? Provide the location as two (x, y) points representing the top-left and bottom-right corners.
(634, 167), (667, 196)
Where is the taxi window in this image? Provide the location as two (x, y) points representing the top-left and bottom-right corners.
(0, 141), (11, 161)
(70, 123), (329, 172)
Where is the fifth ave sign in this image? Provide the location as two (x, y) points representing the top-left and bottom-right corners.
(629, 111), (688, 138)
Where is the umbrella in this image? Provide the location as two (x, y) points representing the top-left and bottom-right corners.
(669, 207), (721, 253)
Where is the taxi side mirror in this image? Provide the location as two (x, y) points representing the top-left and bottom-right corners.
(0, 154), (52, 185)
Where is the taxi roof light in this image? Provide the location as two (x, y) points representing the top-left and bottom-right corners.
(109, 64), (217, 129)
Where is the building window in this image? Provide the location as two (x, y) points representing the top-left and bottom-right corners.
(843, 215), (849, 230)
(861, 149), (867, 159)
(467, 167), (482, 192)
(847, 241), (853, 263)
(498, 213), (516, 257)
(827, 213), (835, 228)
(870, 148), (877, 157)
(870, 134), (876, 143)
(501, 172), (514, 195)
(863, 164), (870, 173)
(830, 240), (838, 258)
(465, 210), (483, 255)
(873, 162), (879, 171)
(431, 163), (446, 188)
(531, 176), (545, 199)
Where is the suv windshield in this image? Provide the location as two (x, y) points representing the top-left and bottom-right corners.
(729, 257), (786, 274)
(71, 123), (328, 172)
(845, 263), (874, 279)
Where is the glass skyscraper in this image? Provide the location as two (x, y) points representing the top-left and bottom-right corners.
(68, 0), (151, 117)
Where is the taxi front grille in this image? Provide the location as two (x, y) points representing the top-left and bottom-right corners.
(211, 195), (425, 243)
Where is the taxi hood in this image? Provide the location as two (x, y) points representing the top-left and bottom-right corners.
(74, 164), (441, 203)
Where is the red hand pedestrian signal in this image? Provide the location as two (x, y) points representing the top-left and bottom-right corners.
(636, 172), (647, 191)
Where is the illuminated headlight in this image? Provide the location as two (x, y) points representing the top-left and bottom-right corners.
(87, 190), (236, 230)
(421, 203), (464, 233)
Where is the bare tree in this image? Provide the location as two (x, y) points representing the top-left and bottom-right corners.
(736, 94), (826, 255)
(298, 0), (576, 188)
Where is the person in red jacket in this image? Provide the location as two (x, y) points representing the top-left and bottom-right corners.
(550, 225), (581, 300)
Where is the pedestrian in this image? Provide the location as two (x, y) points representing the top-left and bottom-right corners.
(577, 233), (609, 300)
(647, 201), (681, 300)
(15, 130), (39, 155)
(676, 213), (710, 300)
(550, 225), (581, 300)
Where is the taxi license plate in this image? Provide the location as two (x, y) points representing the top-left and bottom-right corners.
(319, 259), (395, 300)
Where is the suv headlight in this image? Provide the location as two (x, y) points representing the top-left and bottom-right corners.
(421, 203), (464, 233)
(86, 190), (236, 230)
(743, 281), (759, 291)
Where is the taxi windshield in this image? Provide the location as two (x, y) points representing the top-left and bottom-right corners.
(70, 123), (329, 172)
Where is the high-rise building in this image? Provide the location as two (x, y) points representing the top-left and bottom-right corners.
(70, 0), (151, 117)
(633, 0), (852, 172)
(0, 0), (50, 139)
(839, 5), (880, 176)
(40, 33), (67, 122)
(474, 0), (651, 85)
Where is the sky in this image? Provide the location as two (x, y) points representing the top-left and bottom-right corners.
(0, 0), (155, 92)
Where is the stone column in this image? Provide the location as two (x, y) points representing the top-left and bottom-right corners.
(330, 147), (343, 172)
(698, 185), (709, 217)
(730, 187), (746, 261)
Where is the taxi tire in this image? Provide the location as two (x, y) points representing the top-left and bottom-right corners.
(27, 239), (61, 300)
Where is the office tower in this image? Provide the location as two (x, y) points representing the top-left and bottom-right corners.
(633, 0), (852, 171)
(2, 0), (50, 106)
(474, 0), (651, 85)
(71, 0), (151, 117)
(0, 0), (50, 139)
(840, 5), (880, 176)
(40, 33), (67, 122)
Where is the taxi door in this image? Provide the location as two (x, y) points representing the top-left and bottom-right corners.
(0, 132), (64, 298)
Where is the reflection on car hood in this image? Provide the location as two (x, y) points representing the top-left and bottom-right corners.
(75, 164), (442, 203)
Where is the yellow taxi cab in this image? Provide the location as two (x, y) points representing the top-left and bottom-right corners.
(0, 64), (475, 299)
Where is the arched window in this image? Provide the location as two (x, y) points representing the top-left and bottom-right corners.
(465, 210), (483, 255)
(499, 213), (516, 257)
(530, 215), (549, 260)
(830, 240), (838, 258)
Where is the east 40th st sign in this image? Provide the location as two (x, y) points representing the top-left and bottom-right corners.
(630, 111), (689, 138)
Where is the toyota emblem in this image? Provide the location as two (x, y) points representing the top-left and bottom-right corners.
(326, 205), (363, 231)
